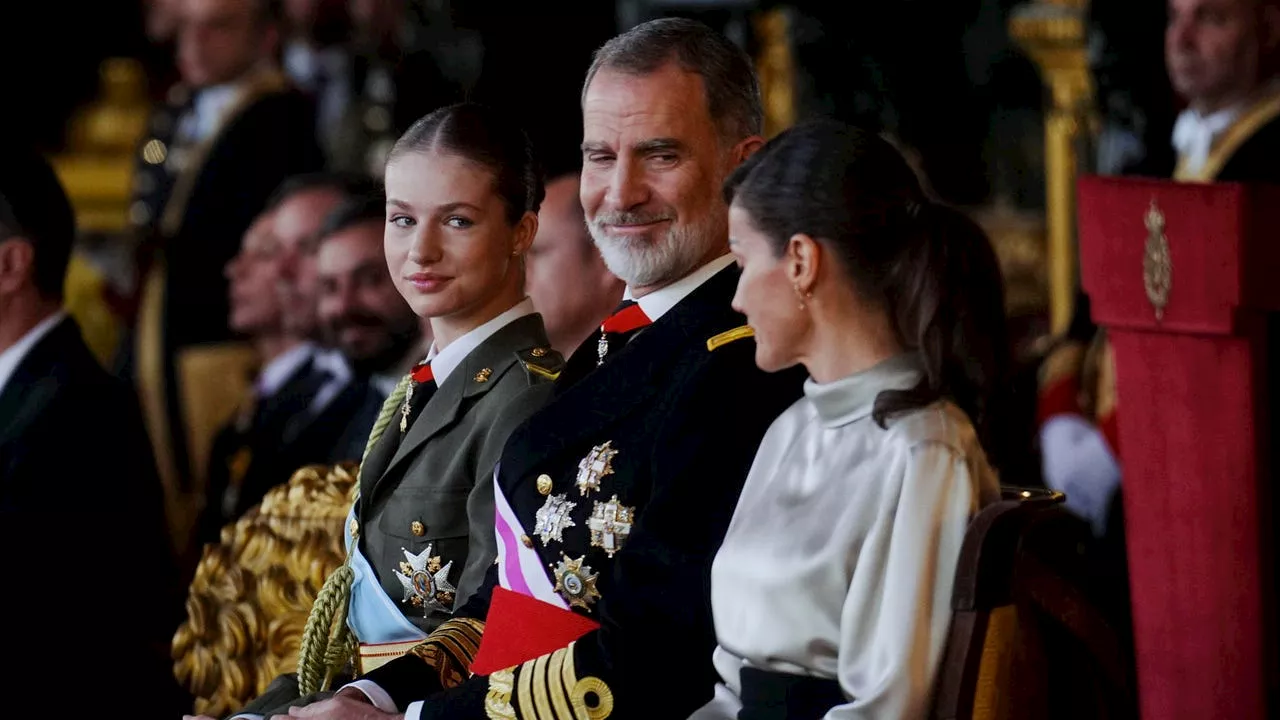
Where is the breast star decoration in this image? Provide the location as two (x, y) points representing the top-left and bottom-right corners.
(587, 495), (635, 558)
(534, 494), (577, 544)
(394, 544), (456, 615)
(575, 441), (618, 496)
(552, 554), (602, 611)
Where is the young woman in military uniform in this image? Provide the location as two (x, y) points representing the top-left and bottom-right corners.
(214, 103), (566, 719)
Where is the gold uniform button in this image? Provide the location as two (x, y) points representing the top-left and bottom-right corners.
(521, 534), (534, 548)
(536, 474), (553, 495)
(349, 519), (359, 537)
(411, 520), (426, 537)
(531, 347), (549, 358)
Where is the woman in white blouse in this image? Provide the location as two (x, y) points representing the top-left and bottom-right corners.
(692, 120), (1008, 720)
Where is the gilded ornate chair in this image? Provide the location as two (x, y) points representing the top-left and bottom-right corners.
(932, 487), (1135, 720)
(172, 463), (357, 716)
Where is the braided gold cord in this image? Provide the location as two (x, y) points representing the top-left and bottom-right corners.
(297, 373), (411, 695)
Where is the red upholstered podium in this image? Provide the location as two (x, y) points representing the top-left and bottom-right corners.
(1078, 176), (1280, 719)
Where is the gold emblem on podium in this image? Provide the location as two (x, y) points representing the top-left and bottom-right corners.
(1144, 199), (1172, 321)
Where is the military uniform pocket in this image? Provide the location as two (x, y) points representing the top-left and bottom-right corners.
(377, 490), (474, 614)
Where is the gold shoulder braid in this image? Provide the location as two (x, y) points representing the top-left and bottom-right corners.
(706, 325), (754, 352)
(297, 375), (411, 695)
(518, 347), (564, 382)
(484, 641), (614, 720)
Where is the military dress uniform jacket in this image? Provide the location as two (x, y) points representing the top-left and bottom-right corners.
(235, 311), (564, 718)
(362, 265), (807, 719)
(354, 313), (564, 637)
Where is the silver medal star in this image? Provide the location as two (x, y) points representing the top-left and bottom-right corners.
(393, 544), (457, 615)
(534, 493), (577, 544)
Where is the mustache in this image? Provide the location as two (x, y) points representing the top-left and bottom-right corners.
(591, 209), (676, 228)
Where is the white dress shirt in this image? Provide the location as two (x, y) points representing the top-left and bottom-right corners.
(175, 82), (242, 145)
(691, 354), (1001, 720)
(1172, 104), (1242, 177)
(624, 253), (735, 322)
(0, 311), (67, 397)
(1172, 80), (1280, 175)
(256, 342), (316, 398)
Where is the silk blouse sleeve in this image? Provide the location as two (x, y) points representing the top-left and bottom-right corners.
(826, 440), (981, 720)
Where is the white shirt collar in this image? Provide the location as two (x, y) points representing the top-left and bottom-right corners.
(178, 81), (243, 143)
(622, 254), (735, 323)
(1172, 104), (1241, 175)
(0, 311), (67, 397)
(1172, 79), (1280, 174)
(257, 342), (317, 397)
(422, 297), (537, 386)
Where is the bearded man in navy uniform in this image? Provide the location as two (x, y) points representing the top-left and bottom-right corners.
(283, 17), (806, 720)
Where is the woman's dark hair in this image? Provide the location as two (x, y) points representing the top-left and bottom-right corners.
(388, 102), (546, 225)
(724, 119), (1012, 466)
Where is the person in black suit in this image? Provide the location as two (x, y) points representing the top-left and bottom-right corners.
(294, 18), (806, 720)
(0, 146), (185, 711)
(198, 174), (396, 547)
(129, 0), (327, 508)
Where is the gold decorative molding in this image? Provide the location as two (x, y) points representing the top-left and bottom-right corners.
(172, 463), (358, 716)
(52, 57), (150, 233)
(1009, 0), (1096, 335)
(754, 7), (797, 139)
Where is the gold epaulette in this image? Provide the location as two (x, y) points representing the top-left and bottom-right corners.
(517, 346), (564, 382)
(706, 325), (754, 351)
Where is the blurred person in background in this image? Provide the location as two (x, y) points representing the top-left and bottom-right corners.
(524, 169), (623, 355)
(198, 173), (384, 546)
(281, 0), (354, 160)
(0, 145), (186, 712)
(128, 0), (324, 533)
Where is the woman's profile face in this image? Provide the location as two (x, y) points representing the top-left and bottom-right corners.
(728, 203), (808, 373)
(384, 149), (524, 322)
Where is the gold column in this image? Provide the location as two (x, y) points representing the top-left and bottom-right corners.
(754, 7), (797, 139)
(1009, 0), (1095, 334)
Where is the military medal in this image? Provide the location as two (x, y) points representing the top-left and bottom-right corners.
(401, 361), (435, 434)
(393, 544), (457, 615)
(596, 301), (652, 366)
(587, 495), (635, 558)
(400, 383), (413, 433)
(552, 554), (601, 611)
(596, 333), (610, 367)
(576, 441), (618, 496)
(534, 494), (577, 544)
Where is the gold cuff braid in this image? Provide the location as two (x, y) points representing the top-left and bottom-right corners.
(486, 642), (614, 720)
(407, 617), (486, 689)
(485, 667), (517, 719)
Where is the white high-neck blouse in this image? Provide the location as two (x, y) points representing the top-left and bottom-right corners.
(692, 354), (1000, 720)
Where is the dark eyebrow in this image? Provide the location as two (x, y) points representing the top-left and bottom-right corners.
(634, 138), (685, 154)
(581, 141), (612, 155)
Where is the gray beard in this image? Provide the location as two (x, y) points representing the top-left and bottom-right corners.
(589, 214), (723, 289)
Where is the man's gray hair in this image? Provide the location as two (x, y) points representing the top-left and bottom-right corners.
(582, 17), (764, 143)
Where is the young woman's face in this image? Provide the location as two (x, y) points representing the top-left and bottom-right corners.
(384, 150), (527, 323)
(728, 203), (808, 373)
